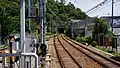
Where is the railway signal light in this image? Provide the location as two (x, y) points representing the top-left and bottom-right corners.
(40, 44), (46, 57)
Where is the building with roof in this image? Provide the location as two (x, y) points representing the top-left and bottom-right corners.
(68, 17), (94, 37)
(101, 16), (120, 35)
(101, 16), (120, 28)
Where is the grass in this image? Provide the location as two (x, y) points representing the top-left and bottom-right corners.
(73, 35), (120, 56)
(95, 45), (120, 56)
(46, 33), (57, 41)
(0, 44), (8, 48)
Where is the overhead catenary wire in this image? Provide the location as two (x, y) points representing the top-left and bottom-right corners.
(73, 0), (76, 3)
(88, 2), (112, 14)
(87, 1), (120, 15)
(86, 0), (111, 14)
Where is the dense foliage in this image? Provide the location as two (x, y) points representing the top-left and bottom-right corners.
(92, 17), (113, 45)
(0, 0), (37, 44)
(92, 17), (113, 37)
(46, 0), (87, 33)
(75, 35), (93, 45)
(0, 0), (20, 43)
(0, 0), (87, 44)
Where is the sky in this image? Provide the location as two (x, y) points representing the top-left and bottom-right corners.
(65, 0), (120, 17)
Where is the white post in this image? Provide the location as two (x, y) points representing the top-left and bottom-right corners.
(20, 0), (25, 68)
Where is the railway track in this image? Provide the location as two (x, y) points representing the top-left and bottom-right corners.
(54, 36), (81, 68)
(57, 35), (104, 68)
(60, 34), (120, 68)
(50, 34), (120, 68)
(47, 38), (62, 68)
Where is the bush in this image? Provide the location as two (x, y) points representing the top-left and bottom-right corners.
(75, 36), (93, 45)
(80, 36), (86, 42)
(91, 41), (97, 47)
(75, 36), (81, 42)
(86, 36), (93, 45)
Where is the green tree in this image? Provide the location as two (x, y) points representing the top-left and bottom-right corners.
(46, 0), (87, 33)
(92, 17), (113, 45)
(0, 0), (19, 44)
(92, 17), (109, 35)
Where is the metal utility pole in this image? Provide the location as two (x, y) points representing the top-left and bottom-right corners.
(20, 0), (25, 53)
(111, 0), (114, 32)
(28, 0), (31, 35)
(44, 0), (46, 44)
(31, 0), (34, 16)
(39, 0), (44, 46)
(20, 0), (25, 68)
(39, 0), (46, 68)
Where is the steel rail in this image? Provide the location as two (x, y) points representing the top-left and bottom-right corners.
(57, 36), (82, 68)
(62, 35), (120, 68)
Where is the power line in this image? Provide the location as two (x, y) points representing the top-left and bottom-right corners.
(88, 2), (112, 14)
(87, 1), (120, 14)
(86, 0), (111, 13)
(73, 0), (76, 3)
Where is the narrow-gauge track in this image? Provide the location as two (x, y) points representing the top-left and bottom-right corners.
(61, 34), (120, 68)
(54, 36), (81, 68)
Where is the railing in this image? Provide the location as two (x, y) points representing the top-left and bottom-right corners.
(0, 53), (38, 68)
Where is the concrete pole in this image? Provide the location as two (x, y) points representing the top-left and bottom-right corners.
(20, 0), (25, 68)
(111, 0), (114, 32)
(111, 0), (114, 51)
